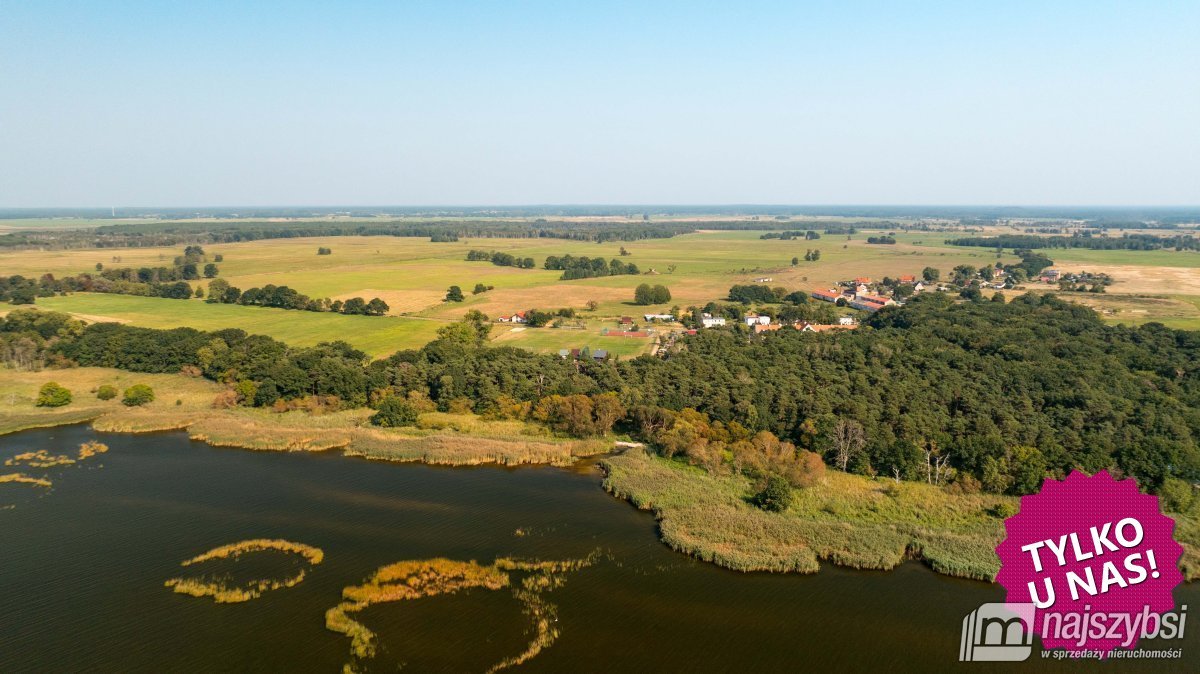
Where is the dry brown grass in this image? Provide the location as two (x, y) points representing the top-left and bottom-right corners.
(164, 539), (325, 604)
(0, 367), (222, 436)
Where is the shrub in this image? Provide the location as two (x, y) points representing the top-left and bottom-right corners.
(370, 396), (419, 427)
(122, 384), (156, 407)
(36, 382), (72, 407)
(1159, 477), (1195, 513)
(96, 384), (118, 401)
(753, 475), (793, 512)
(989, 502), (1018, 519)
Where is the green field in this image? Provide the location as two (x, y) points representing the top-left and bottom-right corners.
(34, 294), (445, 357)
(8, 227), (1200, 358)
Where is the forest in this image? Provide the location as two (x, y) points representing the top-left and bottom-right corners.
(947, 233), (1200, 252)
(5, 292), (1198, 496)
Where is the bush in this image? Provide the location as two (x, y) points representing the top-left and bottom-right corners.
(370, 396), (419, 427)
(96, 384), (118, 401)
(36, 382), (72, 407)
(122, 384), (156, 407)
(753, 475), (794, 512)
(1159, 477), (1195, 513)
(989, 502), (1018, 519)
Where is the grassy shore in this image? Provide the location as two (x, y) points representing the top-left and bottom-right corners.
(601, 449), (1200, 582)
(0, 367), (610, 467)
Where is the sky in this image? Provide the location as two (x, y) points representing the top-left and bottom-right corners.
(1, 1), (1197, 207)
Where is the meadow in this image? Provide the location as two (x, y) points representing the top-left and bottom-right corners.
(5, 229), (1015, 358)
(5, 225), (1200, 357)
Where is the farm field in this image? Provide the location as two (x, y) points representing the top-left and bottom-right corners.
(7, 228), (1200, 357)
(33, 294), (445, 357)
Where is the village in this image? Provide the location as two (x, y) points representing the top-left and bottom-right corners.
(484, 257), (1091, 362)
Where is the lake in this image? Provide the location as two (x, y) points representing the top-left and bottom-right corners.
(1, 425), (1195, 672)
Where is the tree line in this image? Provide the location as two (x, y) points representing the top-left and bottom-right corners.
(465, 250), (537, 268)
(544, 254), (640, 280)
(6, 292), (1199, 497)
(204, 280), (388, 316)
(947, 233), (1200, 252)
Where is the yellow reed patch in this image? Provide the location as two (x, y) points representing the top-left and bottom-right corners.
(164, 539), (325, 603)
(325, 554), (595, 673)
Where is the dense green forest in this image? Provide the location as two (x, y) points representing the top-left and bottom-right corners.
(947, 233), (1200, 251)
(4, 293), (1198, 494)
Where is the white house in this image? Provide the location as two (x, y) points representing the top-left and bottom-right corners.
(743, 312), (771, 326)
(838, 315), (856, 326)
(701, 313), (726, 328)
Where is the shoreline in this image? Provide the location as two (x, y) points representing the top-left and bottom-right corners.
(4, 372), (1197, 584)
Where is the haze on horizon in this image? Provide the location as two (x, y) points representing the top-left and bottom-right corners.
(1, 1), (1197, 208)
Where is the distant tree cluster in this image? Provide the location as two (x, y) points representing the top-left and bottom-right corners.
(466, 250), (536, 268)
(317, 247), (332, 255)
(633, 284), (671, 305)
(205, 280), (388, 316)
(544, 254), (640, 280)
(866, 235), (896, 244)
(430, 233), (459, 242)
(760, 230), (820, 240)
(727, 284), (785, 304)
(1, 246), (221, 305)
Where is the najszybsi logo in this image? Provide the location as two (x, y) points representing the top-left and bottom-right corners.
(960, 603), (1189, 662)
(960, 603), (1036, 662)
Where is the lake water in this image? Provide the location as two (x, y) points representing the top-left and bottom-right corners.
(1, 425), (1196, 672)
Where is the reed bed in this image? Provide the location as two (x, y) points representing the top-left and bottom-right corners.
(0, 473), (53, 488)
(164, 538), (325, 603)
(326, 554), (595, 672)
(76, 441), (108, 460)
(601, 449), (1011, 581)
(5, 450), (76, 468)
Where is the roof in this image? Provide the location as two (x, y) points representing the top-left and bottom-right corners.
(853, 276), (871, 283)
(811, 289), (841, 299)
(592, 349), (608, 358)
(898, 275), (916, 283)
(857, 294), (892, 304)
(753, 323), (782, 333)
(515, 310), (527, 318)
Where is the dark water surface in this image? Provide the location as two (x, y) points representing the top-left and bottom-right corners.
(1, 426), (1196, 672)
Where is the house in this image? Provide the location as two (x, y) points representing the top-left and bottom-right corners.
(898, 275), (916, 284)
(1040, 269), (1061, 282)
(811, 289), (841, 303)
(591, 349), (609, 361)
(912, 281), (926, 293)
(701, 313), (726, 328)
(643, 313), (675, 322)
(853, 276), (872, 284)
(754, 277), (773, 283)
(838, 315), (856, 326)
(753, 323), (783, 334)
(557, 349), (570, 359)
(855, 283), (870, 295)
(743, 312), (771, 326)
(619, 316), (633, 326)
(498, 310), (528, 324)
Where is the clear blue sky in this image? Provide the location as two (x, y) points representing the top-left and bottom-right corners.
(1, 1), (1197, 207)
